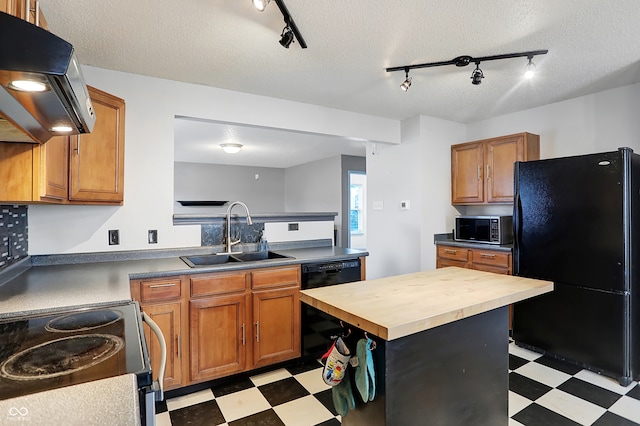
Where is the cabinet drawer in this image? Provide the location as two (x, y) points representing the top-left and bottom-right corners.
(252, 266), (300, 289)
(437, 246), (470, 262)
(472, 262), (510, 275)
(140, 278), (181, 302)
(191, 272), (248, 297)
(436, 258), (469, 269)
(471, 250), (511, 269)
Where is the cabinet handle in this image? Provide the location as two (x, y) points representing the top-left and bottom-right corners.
(255, 321), (260, 342)
(480, 254), (496, 258)
(149, 283), (176, 288)
(444, 249), (457, 254)
(477, 165), (481, 180)
(486, 164), (490, 179)
(241, 323), (245, 346)
(177, 334), (181, 359)
(34, 1), (40, 26)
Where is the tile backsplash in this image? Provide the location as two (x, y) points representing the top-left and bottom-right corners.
(0, 205), (28, 270)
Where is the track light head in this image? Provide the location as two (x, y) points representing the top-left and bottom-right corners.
(279, 25), (294, 48)
(524, 57), (536, 79)
(471, 63), (484, 85)
(252, 0), (270, 12)
(400, 68), (412, 92)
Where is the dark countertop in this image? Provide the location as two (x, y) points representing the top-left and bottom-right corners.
(435, 238), (513, 253)
(0, 245), (368, 319)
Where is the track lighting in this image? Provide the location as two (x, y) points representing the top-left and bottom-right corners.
(524, 57), (536, 79)
(279, 25), (294, 48)
(386, 49), (547, 91)
(252, 0), (270, 12)
(470, 63), (484, 85)
(400, 68), (412, 92)
(252, 0), (307, 49)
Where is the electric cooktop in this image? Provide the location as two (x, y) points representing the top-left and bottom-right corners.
(0, 302), (149, 401)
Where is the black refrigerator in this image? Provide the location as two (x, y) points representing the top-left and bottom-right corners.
(513, 147), (640, 386)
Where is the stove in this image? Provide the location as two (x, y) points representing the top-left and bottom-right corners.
(0, 302), (154, 423)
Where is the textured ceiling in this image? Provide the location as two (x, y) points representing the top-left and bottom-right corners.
(37, 0), (640, 165)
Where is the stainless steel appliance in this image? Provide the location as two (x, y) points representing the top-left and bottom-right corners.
(455, 215), (513, 244)
(0, 301), (164, 424)
(513, 147), (640, 385)
(300, 259), (362, 358)
(0, 12), (95, 143)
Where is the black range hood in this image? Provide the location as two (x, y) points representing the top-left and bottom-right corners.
(0, 12), (95, 143)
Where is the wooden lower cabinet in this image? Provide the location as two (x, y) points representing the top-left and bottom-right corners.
(190, 293), (248, 382)
(132, 265), (302, 391)
(141, 302), (183, 390)
(436, 244), (513, 326)
(252, 286), (300, 368)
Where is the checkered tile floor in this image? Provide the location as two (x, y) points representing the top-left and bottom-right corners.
(155, 342), (640, 426)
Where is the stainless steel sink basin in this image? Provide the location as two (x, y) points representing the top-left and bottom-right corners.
(180, 254), (240, 268)
(230, 251), (292, 262)
(180, 251), (292, 267)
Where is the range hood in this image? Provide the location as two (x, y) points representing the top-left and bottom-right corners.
(0, 12), (95, 143)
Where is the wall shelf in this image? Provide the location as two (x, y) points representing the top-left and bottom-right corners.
(177, 201), (228, 206)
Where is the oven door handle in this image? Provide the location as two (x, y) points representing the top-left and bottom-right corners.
(142, 312), (166, 401)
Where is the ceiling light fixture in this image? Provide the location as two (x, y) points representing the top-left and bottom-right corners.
(221, 143), (243, 154)
(524, 56), (536, 79)
(279, 25), (294, 48)
(252, 0), (307, 49)
(470, 63), (484, 85)
(252, 0), (270, 12)
(400, 68), (412, 92)
(386, 49), (548, 90)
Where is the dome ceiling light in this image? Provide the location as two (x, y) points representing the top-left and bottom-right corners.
(386, 50), (548, 90)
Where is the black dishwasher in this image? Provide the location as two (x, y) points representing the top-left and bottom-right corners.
(301, 258), (362, 358)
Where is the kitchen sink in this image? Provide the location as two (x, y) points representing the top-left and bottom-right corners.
(180, 251), (292, 268)
(180, 254), (240, 268)
(230, 251), (292, 262)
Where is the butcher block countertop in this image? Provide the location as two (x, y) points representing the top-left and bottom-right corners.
(299, 266), (553, 341)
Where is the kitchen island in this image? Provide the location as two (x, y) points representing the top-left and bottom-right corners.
(299, 266), (553, 426)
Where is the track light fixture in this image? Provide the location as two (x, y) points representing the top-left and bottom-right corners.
(400, 68), (412, 92)
(386, 49), (548, 90)
(252, 0), (270, 12)
(524, 56), (536, 79)
(251, 0), (307, 49)
(279, 25), (294, 48)
(470, 63), (484, 85)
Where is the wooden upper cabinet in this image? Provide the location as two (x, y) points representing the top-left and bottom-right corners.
(69, 86), (125, 203)
(452, 132), (539, 205)
(1, 0), (48, 29)
(451, 141), (484, 204)
(36, 135), (69, 201)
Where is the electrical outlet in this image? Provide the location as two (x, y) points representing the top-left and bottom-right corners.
(108, 229), (119, 245)
(148, 230), (158, 244)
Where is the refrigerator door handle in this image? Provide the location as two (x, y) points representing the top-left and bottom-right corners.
(513, 191), (522, 275)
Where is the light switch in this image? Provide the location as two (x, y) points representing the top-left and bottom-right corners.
(401, 200), (410, 210)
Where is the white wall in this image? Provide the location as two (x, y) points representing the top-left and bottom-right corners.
(284, 156), (342, 240)
(28, 67), (400, 255)
(174, 162), (285, 214)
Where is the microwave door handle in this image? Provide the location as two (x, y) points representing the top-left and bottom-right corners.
(142, 311), (166, 401)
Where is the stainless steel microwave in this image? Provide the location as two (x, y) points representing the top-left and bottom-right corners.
(454, 215), (513, 245)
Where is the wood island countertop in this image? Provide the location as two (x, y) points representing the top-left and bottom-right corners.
(299, 266), (553, 340)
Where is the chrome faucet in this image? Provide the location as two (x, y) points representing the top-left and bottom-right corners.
(225, 201), (253, 254)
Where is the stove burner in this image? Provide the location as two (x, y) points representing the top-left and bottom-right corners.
(45, 309), (123, 333)
(0, 334), (124, 381)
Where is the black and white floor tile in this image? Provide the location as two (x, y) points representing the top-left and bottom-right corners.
(156, 342), (640, 426)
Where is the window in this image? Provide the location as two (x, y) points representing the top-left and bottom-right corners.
(350, 183), (363, 234)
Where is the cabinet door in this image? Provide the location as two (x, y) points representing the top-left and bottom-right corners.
(36, 135), (68, 201)
(190, 293), (247, 382)
(451, 142), (484, 204)
(0, 142), (34, 202)
(142, 303), (182, 390)
(69, 86), (125, 203)
(252, 286), (300, 368)
(485, 135), (523, 203)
